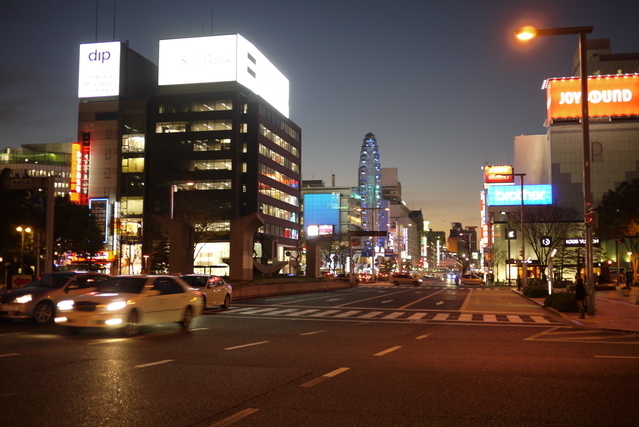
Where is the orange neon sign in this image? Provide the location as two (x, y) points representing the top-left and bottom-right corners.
(484, 165), (514, 184)
(546, 74), (639, 121)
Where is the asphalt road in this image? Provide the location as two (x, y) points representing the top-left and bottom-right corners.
(1, 281), (639, 427)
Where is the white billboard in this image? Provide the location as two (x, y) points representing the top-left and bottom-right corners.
(158, 34), (289, 117)
(78, 42), (121, 98)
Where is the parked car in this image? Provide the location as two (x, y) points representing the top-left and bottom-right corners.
(391, 273), (422, 286)
(333, 273), (359, 284)
(180, 274), (232, 309)
(55, 275), (204, 336)
(459, 274), (485, 286)
(0, 272), (110, 324)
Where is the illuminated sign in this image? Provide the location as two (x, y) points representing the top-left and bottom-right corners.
(307, 224), (334, 236)
(70, 133), (91, 205)
(484, 165), (514, 184)
(78, 41), (121, 98)
(158, 34), (289, 117)
(546, 74), (639, 121)
(564, 237), (600, 247)
(486, 184), (552, 206)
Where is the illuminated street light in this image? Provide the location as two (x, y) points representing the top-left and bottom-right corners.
(515, 24), (595, 315)
(16, 226), (33, 274)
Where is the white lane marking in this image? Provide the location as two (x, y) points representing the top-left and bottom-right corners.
(433, 313), (449, 321)
(190, 327), (208, 331)
(382, 312), (404, 319)
(286, 309), (320, 316)
(530, 315), (551, 324)
(209, 408), (260, 427)
(436, 301), (444, 305)
(0, 353), (20, 358)
(358, 311), (383, 318)
(0, 332), (27, 337)
(326, 298), (343, 302)
(375, 346), (402, 356)
(261, 309), (299, 315)
(382, 300), (394, 304)
(408, 313), (427, 320)
(224, 341), (270, 351)
(416, 334), (432, 340)
(334, 311), (362, 318)
(135, 359), (175, 369)
(507, 315), (525, 323)
(484, 314), (497, 322)
(301, 367), (351, 387)
(459, 313), (473, 322)
(300, 330), (326, 336)
(594, 356), (639, 359)
(310, 310), (340, 317)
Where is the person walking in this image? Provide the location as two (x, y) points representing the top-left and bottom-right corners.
(575, 277), (587, 319)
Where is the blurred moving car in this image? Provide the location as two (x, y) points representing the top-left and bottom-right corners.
(333, 273), (359, 284)
(391, 273), (422, 286)
(0, 272), (110, 324)
(459, 274), (485, 286)
(55, 275), (204, 336)
(180, 274), (232, 309)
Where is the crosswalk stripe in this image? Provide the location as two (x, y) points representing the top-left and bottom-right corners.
(358, 311), (384, 318)
(240, 308), (281, 315)
(458, 313), (473, 322)
(484, 314), (497, 322)
(530, 315), (551, 324)
(310, 310), (341, 317)
(433, 313), (450, 321)
(334, 310), (362, 318)
(382, 312), (405, 319)
(407, 313), (428, 320)
(286, 309), (319, 316)
(507, 315), (525, 323)
(262, 309), (299, 315)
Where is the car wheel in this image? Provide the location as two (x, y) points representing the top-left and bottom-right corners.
(480, 282), (485, 286)
(32, 301), (55, 324)
(122, 310), (139, 337)
(180, 306), (194, 329)
(413, 281), (420, 286)
(221, 293), (231, 309)
(393, 281), (400, 286)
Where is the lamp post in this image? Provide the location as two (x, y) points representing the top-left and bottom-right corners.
(516, 25), (595, 314)
(16, 226), (32, 274)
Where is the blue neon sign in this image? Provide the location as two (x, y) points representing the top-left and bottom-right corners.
(486, 184), (553, 206)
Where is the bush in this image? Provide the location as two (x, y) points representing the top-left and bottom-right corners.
(522, 285), (549, 298)
(544, 291), (579, 313)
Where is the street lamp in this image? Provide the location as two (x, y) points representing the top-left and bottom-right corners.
(16, 226), (32, 274)
(515, 24), (595, 315)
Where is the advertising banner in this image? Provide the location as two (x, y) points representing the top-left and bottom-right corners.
(486, 184), (552, 206)
(546, 74), (639, 121)
(484, 165), (514, 184)
(78, 42), (121, 98)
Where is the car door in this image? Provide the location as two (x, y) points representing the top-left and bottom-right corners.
(153, 277), (188, 322)
(59, 275), (102, 301)
(208, 276), (223, 306)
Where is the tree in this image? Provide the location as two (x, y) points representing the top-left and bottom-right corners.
(53, 195), (104, 262)
(508, 205), (580, 279)
(151, 240), (170, 273)
(597, 178), (639, 283)
(320, 233), (350, 274)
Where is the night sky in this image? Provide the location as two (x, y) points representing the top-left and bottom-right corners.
(1, 0), (638, 231)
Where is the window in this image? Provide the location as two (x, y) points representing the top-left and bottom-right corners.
(190, 159), (232, 171)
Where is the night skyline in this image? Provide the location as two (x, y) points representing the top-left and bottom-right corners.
(2, 0), (639, 231)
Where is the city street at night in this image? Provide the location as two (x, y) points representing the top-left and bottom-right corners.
(2, 282), (638, 426)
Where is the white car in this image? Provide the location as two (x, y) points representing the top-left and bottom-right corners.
(459, 274), (485, 286)
(391, 273), (422, 286)
(179, 274), (232, 309)
(55, 275), (204, 336)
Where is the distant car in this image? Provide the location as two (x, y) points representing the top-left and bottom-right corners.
(0, 272), (110, 324)
(391, 273), (422, 287)
(55, 275), (204, 336)
(180, 274), (232, 309)
(459, 274), (485, 286)
(333, 274), (359, 284)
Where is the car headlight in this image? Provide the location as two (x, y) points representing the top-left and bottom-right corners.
(14, 294), (33, 304)
(106, 301), (127, 311)
(57, 300), (74, 311)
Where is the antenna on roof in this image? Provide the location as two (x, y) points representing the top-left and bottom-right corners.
(112, 0), (117, 41)
(95, 0), (98, 42)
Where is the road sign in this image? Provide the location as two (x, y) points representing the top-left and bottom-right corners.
(12, 276), (32, 288)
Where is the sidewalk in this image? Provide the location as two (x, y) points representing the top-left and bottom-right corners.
(524, 286), (639, 333)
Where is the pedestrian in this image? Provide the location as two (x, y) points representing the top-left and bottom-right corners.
(575, 277), (587, 319)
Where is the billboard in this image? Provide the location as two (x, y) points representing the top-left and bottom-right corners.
(486, 184), (552, 206)
(78, 41), (121, 98)
(546, 74), (639, 121)
(158, 34), (289, 117)
(484, 165), (514, 184)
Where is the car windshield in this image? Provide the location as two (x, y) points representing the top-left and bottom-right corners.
(95, 277), (147, 294)
(26, 273), (75, 289)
